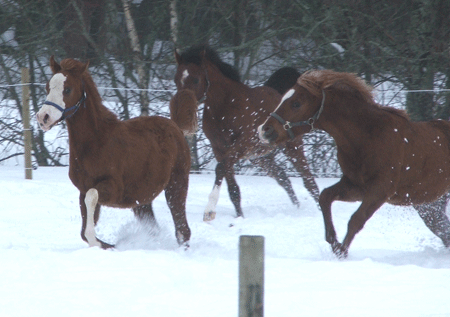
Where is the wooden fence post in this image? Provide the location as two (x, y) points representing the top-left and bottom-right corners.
(22, 68), (32, 180)
(239, 235), (264, 317)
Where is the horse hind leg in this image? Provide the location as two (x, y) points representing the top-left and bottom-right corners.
(251, 154), (299, 207)
(414, 194), (450, 248)
(283, 140), (321, 207)
(133, 203), (159, 228)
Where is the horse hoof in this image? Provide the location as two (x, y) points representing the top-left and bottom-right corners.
(100, 240), (115, 250)
(203, 211), (216, 222)
(331, 242), (348, 259)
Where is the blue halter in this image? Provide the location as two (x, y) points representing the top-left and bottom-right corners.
(43, 90), (86, 121)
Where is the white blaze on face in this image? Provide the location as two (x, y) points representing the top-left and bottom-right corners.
(181, 69), (189, 87)
(274, 88), (295, 112)
(36, 73), (67, 131)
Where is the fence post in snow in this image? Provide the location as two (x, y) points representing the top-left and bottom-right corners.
(239, 235), (264, 317)
(21, 68), (32, 180)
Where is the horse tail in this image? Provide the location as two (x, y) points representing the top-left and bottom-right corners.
(264, 67), (301, 95)
(169, 89), (199, 135)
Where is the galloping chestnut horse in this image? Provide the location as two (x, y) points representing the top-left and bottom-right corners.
(36, 57), (191, 248)
(174, 45), (320, 221)
(259, 69), (450, 257)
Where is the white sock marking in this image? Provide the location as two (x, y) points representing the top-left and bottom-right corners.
(84, 188), (101, 247)
(205, 184), (221, 214)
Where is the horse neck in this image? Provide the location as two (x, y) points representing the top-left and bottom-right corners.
(317, 94), (373, 148)
(204, 68), (245, 110)
(66, 86), (118, 155)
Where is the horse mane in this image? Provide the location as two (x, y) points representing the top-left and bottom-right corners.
(298, 70), (409, 120)
(264, 67), (301, 95)
(179, 45), (241, 83)
(59, 58), (118, 123)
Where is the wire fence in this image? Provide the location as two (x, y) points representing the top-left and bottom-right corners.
(2, 81), (449, 178)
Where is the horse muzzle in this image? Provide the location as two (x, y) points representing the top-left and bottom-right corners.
(36, 106), (62, 131)
(257, 123), (278, 145)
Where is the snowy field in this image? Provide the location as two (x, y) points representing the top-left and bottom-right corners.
(1, 165), (450, 317)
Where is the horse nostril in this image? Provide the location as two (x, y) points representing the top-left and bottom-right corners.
(263, 125), (274, 136)
(43, 114), (49, 124)
(262, 125), (278, 142)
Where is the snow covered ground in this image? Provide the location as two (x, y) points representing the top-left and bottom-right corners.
(1, 165), (450, 317)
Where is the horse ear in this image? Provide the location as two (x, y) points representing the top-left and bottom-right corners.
(175, 49), (182, 65)
(82, 60), (90, 74)
(200, 49), (207, 63)
(50, 55), (61, 74)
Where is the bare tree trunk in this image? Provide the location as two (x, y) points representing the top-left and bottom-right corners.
(121, 0), (149, 116)
(170, 0), (179, 45)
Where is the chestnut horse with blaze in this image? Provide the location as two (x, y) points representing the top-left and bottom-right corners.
(36, 57), (191, 249)
(259, 69), (450, 258)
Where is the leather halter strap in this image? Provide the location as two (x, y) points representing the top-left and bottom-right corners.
(44, 87), (86, 121)
(270, 90), (326, 139)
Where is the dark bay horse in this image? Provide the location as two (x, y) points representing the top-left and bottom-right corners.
(174, 45), (320, 221)
(259, 69), (450, 258)
(36, 57), (191, 249)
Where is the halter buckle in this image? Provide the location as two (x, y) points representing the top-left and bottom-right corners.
(283, 122), (293, 131)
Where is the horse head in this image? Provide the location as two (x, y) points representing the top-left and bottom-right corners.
(258, 78), (325, 145)
(174, 47), (210, 103)
(36, 56), (88, 131)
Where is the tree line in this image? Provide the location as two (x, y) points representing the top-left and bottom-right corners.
(1, 0), (449, 176)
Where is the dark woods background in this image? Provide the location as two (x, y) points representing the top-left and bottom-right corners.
(1, 0), (449, 176)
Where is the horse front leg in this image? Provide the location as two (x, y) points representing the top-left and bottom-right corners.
(79, 189), (114, 249)
(339, 196), (387, 258)
(319, 184), (341, 253)
(319, 177), (364, 258)
(203, 161), (226, 221)
(225, 168), (243, 218)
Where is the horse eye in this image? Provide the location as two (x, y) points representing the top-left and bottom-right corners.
(292, 101), (301, 109)
(63, 88), (71, 94)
